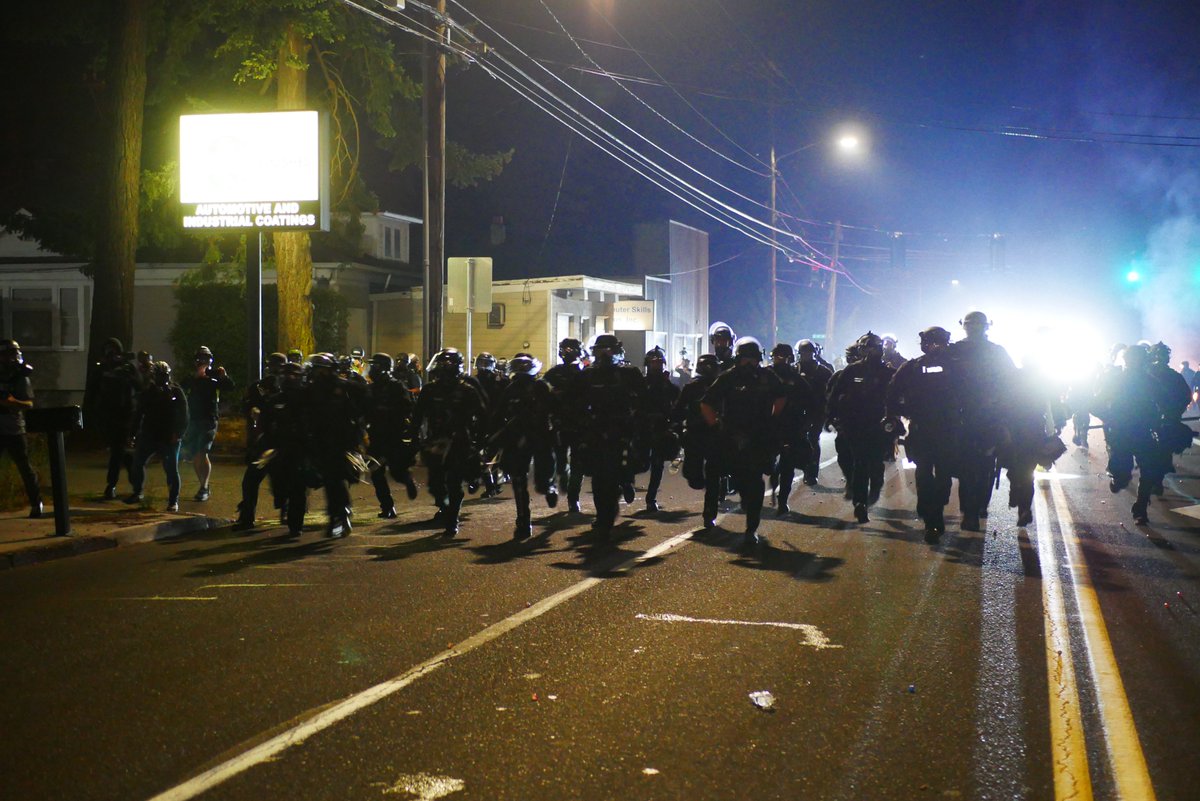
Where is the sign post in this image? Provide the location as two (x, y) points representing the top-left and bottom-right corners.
(179, 110), (330, 382)
(446, 257), (493, 372)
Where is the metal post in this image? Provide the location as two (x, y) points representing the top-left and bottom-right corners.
(769, 144), (778, 346)
(246, 231), (262, 383)
(465, 258), (474, 372)
(422, 0), (447, 366)
(824, 221), (841, 347)
(48, 431), (71, 537)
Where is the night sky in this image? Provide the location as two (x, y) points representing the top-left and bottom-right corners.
(412, 0), (1200, 365)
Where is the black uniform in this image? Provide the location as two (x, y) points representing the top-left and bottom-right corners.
(768, 362), (817, 514)
(92, 340), (142, 497)
(493, 370), (557, 538)
(641, 369), (681, 510)
(544, 361), (587, 512)
(365, 371), (419, 516)
(997, 368), (1064, 527)
(672, 369), (720, 496)
(414, 374), (487, 535)
(474, 368), (510, 496)
(887, 349), (959, 534)
(796, 357), (833, 484)
(0, 353), (41, 514)
(302, 368), (365, 537)
(577, 359), (645, 534)
(233, 370), (284, 527)
(827, 357), (895, 517)
(701, 362), (786, 537)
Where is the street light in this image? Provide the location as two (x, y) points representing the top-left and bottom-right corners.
(768, 130), (864, 345)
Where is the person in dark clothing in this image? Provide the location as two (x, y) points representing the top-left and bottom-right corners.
(267, 362), (311, 537)
(672, 354), (722, 509)
(795, 340), (833, 486)
(881, 334), (907, 371)
(997, 368), (1065, 529)
(91, 337), (142, 500)
(708, 321), (737, 371)
(700, 337), (787, 544)
(946, 311), (1016, 531)
(768, 343), (816, 516)
(414, 349), (488, 537)
(544, 338), (588, 514)
(178, 345), (235, 502)
(577, 335), (645, 537)
(492, 353), (558, 540)
(826, 332), (896, 524)
(473, 352), (509, 498)
(641, 346), (681, 513)
(886, 326), (960, 540)
(1146, 341), (1193, 491)
(364, 353), (419, 519)
(232, 353), (288, 530)
(127, 361), (189, 511)
(302, 353), (365, 538)
(0, 340), (42, 518)
(1096, 343), (1190, 523)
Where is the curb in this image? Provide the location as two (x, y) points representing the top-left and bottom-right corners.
(0, 514), (230, 571)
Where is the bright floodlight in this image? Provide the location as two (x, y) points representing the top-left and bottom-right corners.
(837, 135), (860, 152)
(180, 111), (321, 203)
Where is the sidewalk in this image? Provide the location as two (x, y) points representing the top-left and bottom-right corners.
(0, 448), (244, 570)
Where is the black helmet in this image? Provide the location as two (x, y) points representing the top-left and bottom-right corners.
(1123, 344), (1150, 369)
(152, 360), (172, 384)
(592, 334), (624, 360)
(429, 348), (465, 379)
(696, 353), (720, 379)
(559, 337), (584, 360)
(856, 331), (884, 356)
(509, 352), (543, 377)
(795, 339), (818, 356)
(770, 342), (795, 363)
(369, 352), (394, 372)
(1149, 341), (1171, 364)
(644, 346), (666, 367)
(194, 345), (214, 364)
(265, 352), (288, 371)
(0, 339), (23, 365)
(734, 336), (763, 362)
(961, 310), (990, 330)
(350, 347), (365, 360)
(475, 352), (497, 372)
(918, 326), (951, 348)
(309, 352), (337, 370)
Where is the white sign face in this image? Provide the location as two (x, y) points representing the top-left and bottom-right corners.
(179, 111), (328, 231)
(446, 257), (493, 312)
(613, 300), (655, 331)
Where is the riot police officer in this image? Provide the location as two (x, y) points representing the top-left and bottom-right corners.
(881, 334), (907, 371)
(641, 346), (681, 513)
(473, 352), (509, 497)
(492, 353), (557, 540)
(577, 335), (645, 537)
(795, 339), (833, 486)
(127, 361), (189, 511)
(700, 337), (787, 545)
(768, 343), (817, 515)
(0, 340), (42, 517)
(232, 353), (288, 530)
(365, 353), (419, 519)
(414, 349), (488, 536)
(709, 321), (737, 371)
(91, 337), (142, 500)
(544, 338), (588, 513)
(946, 311), (1016, 531)
(303, 353), (365, 538)
(827, 332), (896, 523)
(672, 354), (722, 502)
(886, 326), (959, 540)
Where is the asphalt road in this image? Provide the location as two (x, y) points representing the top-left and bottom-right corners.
(1, 430), (1198, 800)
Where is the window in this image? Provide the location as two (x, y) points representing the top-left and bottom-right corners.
(1, 285), (85, 350)
(383, 226), (393, 259)
(393, 227), (404, 262)
(487, 302), (506, 328)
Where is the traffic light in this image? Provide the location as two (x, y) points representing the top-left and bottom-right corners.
(889, 232), (906, 269)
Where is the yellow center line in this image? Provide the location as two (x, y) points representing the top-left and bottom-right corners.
(1048, 480), (1157, 801)
(1035, 486), (1094, 801)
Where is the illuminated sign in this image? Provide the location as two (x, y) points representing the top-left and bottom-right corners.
(613, 300), (655, 331)
(179, 111), (329, 232)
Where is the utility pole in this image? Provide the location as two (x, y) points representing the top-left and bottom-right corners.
(769, 144), (778, 346)
(422, 0), (447, 365)
(824, 220), (841, 347)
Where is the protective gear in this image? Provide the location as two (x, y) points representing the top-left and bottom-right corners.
(733, 336), (763, 362)
(286, 348), (304, 364)
(559, 338), (585, 363)
(309, 353), (337, 370)
(709, 322), (735, 361)
(369, 353), (394, 373)
(0, 339), (23, 365)
(708, 321), (735, 342)
(795, 339), (817, 356)
(882, 334), (898, 347)
(429, 348), (465, 380)
(695, 354), (720, 380)
(152, 360), (172, 385)
(509, 352), (543, 377)
(961, 310), (990, 330)
(194, 346), (214, 364)
(918, 326), (952, 348)
(592, 334), (624, 360)
(856, 331), (884, 352)
(644, 347), (667, 369)
(771, 343), (795, 363)
(1149, 341), (1171, 365)
(350, 347), (366, 360)
(265, 352), (288, 371)
(475, 352), (497, 372)
(1123, 344), (1150, 369)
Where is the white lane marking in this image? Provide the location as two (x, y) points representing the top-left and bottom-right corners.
(108, 596), (218, 602)
(820, 456), (838, 469)
(145, 528), (700, 801)
(1048, 480), (1158, 801)
(635, 613), (842, 649)
(377, 772), (464, 799)
(196, 583), (315, 590)
(1034, 487), (1094, 800)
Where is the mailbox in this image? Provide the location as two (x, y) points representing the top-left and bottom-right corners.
(24, 405), (83, 536)
(26, 406), (84, 434)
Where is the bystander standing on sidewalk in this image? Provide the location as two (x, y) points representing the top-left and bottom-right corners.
(0, 340), (42, 518)
(179, 346), (234, 502)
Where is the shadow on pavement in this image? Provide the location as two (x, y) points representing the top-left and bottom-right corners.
(177, 531), (338, 577)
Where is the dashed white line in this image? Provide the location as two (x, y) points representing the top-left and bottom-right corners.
(634, 613), (842, 649)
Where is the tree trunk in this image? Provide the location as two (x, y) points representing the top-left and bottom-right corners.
(85, 0), (149, 413)
(272, 23), (315, 356)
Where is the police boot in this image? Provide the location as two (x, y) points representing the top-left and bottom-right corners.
(1131, 500), (1149, 525)
(1017, 506), (1033, 528)
(645, 491), (659, 513)
(854, 503), (870, 524)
